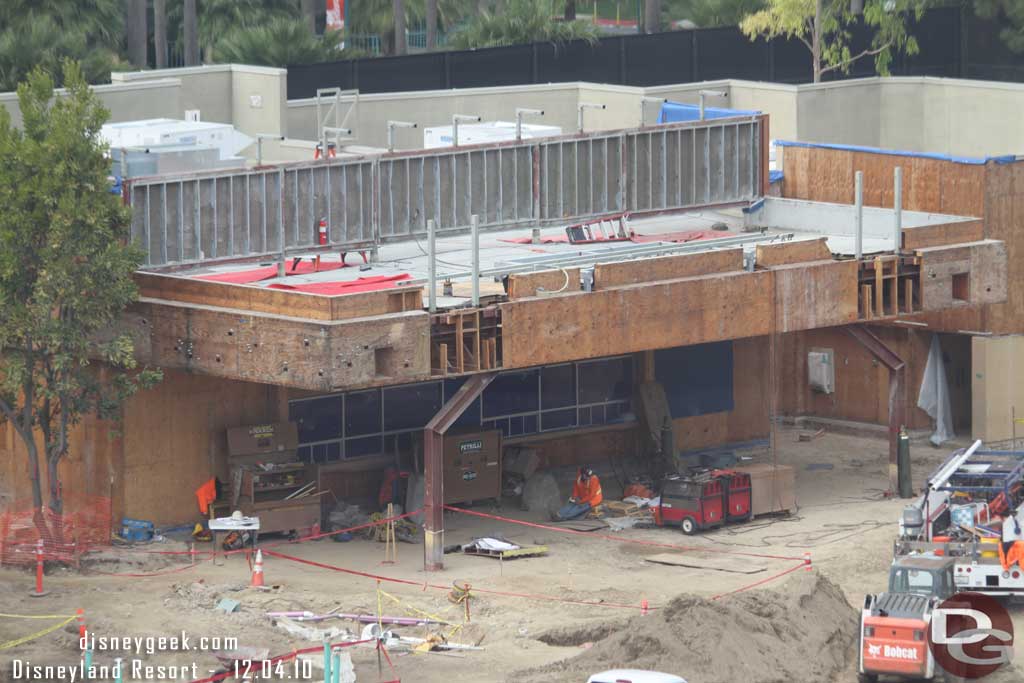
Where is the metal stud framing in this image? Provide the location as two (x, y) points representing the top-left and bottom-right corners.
(127, 116), (762, 267)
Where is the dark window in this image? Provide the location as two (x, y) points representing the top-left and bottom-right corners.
(345, 390), (382, 436)
(346, 435), (383, 459)
(444, 378), (482, 430)
(579, 357), (633, 404)
(542, 408), (578, 431)
(655, 342), (734, 418)
(383, 382), (442, 431)
(483, 370), (539, 418)
(290, 397), (342, 442)
(541, 364), (576, 410)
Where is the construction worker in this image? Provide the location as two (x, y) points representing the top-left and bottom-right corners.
(556, 467), (603, 520)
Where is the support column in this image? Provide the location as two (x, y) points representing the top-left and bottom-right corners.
(422, 373), (495, 570)
(846, 325), (906, 494)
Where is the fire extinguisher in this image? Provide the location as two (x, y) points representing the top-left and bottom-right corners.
(317, 217), (327, 245)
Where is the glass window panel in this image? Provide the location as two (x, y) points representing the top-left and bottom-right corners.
(483, 370), (539, 418)
(326, 442), (342, 463)
(312, 443), (328, 464)
(345, 389), (382, 437)
(509, 415), (524, 436)
(297, 446), (311, 463)
(523, 414), (538, 435)
(579, 357), (633, 404)
(290, 397), (342, 443)
(541, 364), (576, 410)
(542, 408), (578, 431)
(383, 382), (442, 432)
(579, 406), (592, 427)
(444, 378), (482, 430)
(345, 435), (383, 459)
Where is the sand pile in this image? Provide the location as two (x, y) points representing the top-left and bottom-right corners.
(519, 572), (857, 683)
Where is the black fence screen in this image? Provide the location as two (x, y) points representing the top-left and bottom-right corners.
(287, 7), (1022, 100)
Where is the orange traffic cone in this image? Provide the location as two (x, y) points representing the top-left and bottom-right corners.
(251, 549), (265, 588)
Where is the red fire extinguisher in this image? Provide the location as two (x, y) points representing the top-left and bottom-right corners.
(318, 218), (327, 245)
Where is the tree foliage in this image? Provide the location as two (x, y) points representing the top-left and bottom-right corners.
(0, 0), (126, 91)
(0, 62), (161, 517)
(216, 18), (358, 66)
(449, 0), (602, 48)
(665, 0), (766, 27)
(740, 0), (923, 81)
(975, 0), (1024, 53)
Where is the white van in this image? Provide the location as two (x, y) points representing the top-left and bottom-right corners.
(587, 671), (687, 683)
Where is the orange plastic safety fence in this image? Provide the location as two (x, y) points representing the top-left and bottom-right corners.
(0, 497), (112, 566)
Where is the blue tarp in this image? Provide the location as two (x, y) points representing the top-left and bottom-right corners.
(658, 101), (760, 123)
(769, 170), (784, 184)
(775, 140), (1017, 166)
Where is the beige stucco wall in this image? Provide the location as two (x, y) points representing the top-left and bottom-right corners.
(0, 78), (183, 129)
(6, 64), (1024, 160)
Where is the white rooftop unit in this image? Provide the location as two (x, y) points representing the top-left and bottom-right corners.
(101, 118), (254, 160)
(423, 121), (562, 149)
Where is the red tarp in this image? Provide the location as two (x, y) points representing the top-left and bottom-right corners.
(195, 260), (350, 285)
(267, 274), (411, 295)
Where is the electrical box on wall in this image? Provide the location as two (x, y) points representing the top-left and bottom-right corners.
(808, 348), (835, 394)
(442, 430), (502, 504)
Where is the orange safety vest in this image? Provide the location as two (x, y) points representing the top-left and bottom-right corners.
(999, 539), (1024, 571)
(195, 478), (217, 515)
(572, 475), (603, 508)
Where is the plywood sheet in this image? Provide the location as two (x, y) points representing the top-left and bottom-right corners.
(594, 248), (743, 288)
(644, 553), (766, 574)
(782, 146), (986, 217)
(756, 238), (831, 267)
(902, 219), (984, 250)
(135, 272), (424, 322)
(134, 299), (432, 391)
(507, 268), (580, 299)
(772, 260), (860, 332)
(500, 270), (776, 368)
(917, 240), (1008, 311)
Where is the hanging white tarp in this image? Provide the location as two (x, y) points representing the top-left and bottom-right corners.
(917, 335), (955, 446)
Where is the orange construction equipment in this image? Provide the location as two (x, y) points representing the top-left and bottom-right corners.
(251, 549), (265, 588)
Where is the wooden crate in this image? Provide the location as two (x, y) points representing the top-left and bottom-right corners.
(732, 463), (796, 517)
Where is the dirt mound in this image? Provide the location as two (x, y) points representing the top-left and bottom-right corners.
(518, 572), (857, 683)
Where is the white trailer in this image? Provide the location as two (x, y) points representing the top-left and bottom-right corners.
(423, 121), (562, 148)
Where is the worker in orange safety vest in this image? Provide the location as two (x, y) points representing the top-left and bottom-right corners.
(555, 467), (603, 521)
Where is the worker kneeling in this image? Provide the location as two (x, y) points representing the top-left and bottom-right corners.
(556, 467), (602, 520)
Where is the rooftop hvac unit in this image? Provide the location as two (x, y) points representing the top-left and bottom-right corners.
(423, 121), (562, 148)
(808, 349), (835, 394)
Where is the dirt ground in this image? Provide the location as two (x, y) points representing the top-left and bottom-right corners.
(2, 426), (1022, 682)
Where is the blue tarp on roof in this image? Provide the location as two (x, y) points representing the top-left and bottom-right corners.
(775, 140), (1017, 166)
(658, 101), (761, 123)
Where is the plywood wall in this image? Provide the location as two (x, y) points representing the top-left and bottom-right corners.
(120, 369), (286, 526)
(981, 162), (1024, 335)
(672, 336), (770, 450)
(778, 326), (932, 429)
(780, 146), (987, 216)
(0, 383), (123, 515)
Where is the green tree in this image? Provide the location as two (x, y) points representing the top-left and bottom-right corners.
(665, 0), (766, 27)
(166, 0), (298, 62)
(0, 0), (125, 91)
(449, 0), (601, 48)
(740, 0), (923, 82)
(217, 18), (356, 66)
(975, 0), (1024, 53)
(0, 62), (161, 525)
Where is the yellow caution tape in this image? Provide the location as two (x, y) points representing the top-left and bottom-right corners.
(0, 615), (75, 650)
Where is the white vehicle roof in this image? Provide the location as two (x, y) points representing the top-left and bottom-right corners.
(587, 670), (687, 683)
